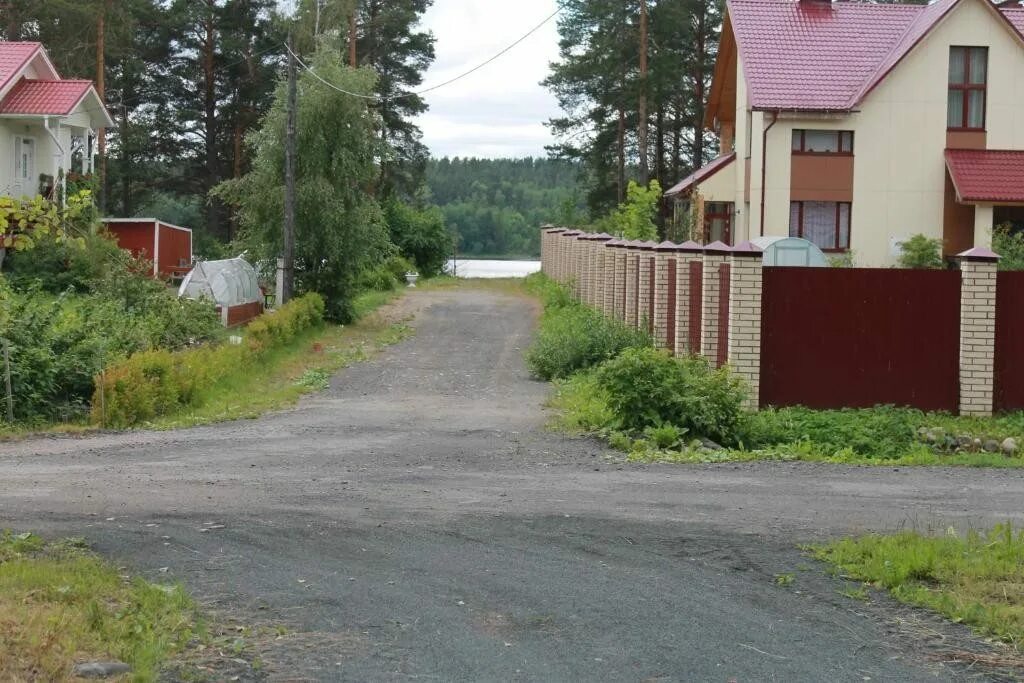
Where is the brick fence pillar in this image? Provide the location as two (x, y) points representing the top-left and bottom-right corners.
(728, 241), (764, 410)
(613, 242), (628, 320)
(592, 234), (613, 311)
(560, 230), (580, 285)
(577, 233), (592, 302)
(625, 242), (641, 327)
(700, 241), (731, 363)
(957, 247), (1000, 416)
(602, 240), (619, 316)
(637, 242), (656, 332)
(653, 242), (676, 348)
(542, 226), (563, 277)
(673, 241), (702, 356)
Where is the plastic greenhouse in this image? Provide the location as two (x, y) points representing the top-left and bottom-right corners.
(178, 257), (264, 326)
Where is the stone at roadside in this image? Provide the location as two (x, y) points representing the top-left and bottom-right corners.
(957, 435), (974, 451)
(1002, 437), (1018, 455)
(72, 662), (131, 679)
(984, 439), (1001, 453)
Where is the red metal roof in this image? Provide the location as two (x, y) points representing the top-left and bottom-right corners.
(945, 149), (1024, 203)
(664, 152), (736, 197)
(0, 79), (93, 115)
(728, 0), (1022, 112)
(0, 42), (41, 92)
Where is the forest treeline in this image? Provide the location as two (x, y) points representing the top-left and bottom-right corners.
(426, 157), (582, 258)
(0, 0), (437, 251)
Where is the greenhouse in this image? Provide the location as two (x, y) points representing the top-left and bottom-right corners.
(178, 257), (264, 326)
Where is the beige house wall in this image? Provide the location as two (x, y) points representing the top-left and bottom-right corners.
(735, 0), (1024, 266)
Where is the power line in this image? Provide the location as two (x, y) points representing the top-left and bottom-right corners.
(285, 5), (563, 102)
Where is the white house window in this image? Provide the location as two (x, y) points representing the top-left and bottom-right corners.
(789, 201), (851, 251)
(948, 46), (987, 130)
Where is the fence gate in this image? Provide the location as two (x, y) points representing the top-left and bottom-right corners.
(995, 272), (1024, 412)
(760, 267), (961, 411)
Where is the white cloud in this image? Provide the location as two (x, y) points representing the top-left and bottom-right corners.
(416, 0), (561, 159)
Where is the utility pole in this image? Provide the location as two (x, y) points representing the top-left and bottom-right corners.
(282, 32), (297, 304)
(96, 1), (108, 211)
(638, 0), (650, 186)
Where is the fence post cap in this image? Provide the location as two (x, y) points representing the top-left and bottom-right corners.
(592, 233), (614, 241)
(654, 240), (678, 252)
(544, 226), (566, 233)
(956, 247), (1000, 262)
(674, 240), (703, 253)
(731, 241), (764, 256)
(638, 241), (658, 250)
(606, 239), (626, 247)
(703, 240), (732, 255)
(625, 240), (645, 249)
(562, 230), (582, 236)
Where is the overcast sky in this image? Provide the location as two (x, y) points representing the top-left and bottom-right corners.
(415, 0), (562, 160)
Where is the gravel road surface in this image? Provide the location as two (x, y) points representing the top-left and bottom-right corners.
(2, 286), (1023, 681)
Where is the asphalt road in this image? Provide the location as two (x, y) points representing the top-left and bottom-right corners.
(2, 286), (1024, 682)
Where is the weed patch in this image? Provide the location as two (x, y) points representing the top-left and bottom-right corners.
(0, 531), (199, 681)
(813, 525), (1024, 646)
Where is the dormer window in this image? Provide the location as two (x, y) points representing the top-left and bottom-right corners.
(948, 46), (987, 130)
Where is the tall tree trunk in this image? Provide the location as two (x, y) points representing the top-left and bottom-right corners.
(655, 106), (666, 191)
(672, 98), (682, 179)
(638, 0), (649, 186)
(203, 1), (219, 238)
(120, 102), (130, 215)
(692, 2), (707, 169)
(616, 107), (626, 204)
(348, 2), (358, 66)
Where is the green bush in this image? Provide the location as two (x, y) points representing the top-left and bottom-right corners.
(993, 222), (1024, 271)
(898, 234), (945, 269)
(384, 199), (453, 278)
(526, 305), (651, 380)
(595, 348), (748, 444)
(523, 272), (573, 310)
(92, 294), (325, 427)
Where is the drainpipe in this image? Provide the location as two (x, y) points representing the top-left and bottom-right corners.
(42, 115), (67, 210)
(759, 110), (779, 237)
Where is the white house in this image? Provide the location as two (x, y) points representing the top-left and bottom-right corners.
(0, 42), (113, 201)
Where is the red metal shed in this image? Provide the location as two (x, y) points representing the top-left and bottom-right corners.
(101, 218), (193, 279)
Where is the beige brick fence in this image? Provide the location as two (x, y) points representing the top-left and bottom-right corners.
(541, 227), (1009, 416)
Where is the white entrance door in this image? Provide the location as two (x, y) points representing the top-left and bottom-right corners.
(12, 136), (35, 197)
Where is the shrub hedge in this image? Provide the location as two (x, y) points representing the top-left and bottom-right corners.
(92, 294), (325, 427)
(523, 273), (651, 380)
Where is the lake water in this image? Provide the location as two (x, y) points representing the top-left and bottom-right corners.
(446, 259), (541, 279)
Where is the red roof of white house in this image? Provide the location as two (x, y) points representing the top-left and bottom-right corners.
(0, 42), (42, 92)
(945, 149), (1024, 203)
(0, 79), (93, 115)
(728, 0), (1024, 112)
(664, 152), (736, 197)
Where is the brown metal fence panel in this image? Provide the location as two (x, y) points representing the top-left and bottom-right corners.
(760, 267), (961, 412)
(717, 263), (730, 368)
(995, 272), (1024, 412)
(688, 261), (703, 354)
(666, 259), (677, 352)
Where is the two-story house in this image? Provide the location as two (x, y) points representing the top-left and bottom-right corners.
(665, 0), (1024, 266)
(0, 42), (112, 200)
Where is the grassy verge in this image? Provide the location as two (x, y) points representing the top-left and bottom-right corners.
(150, 291), (413, 430)
(812, 525), (1024, 648)
(0, 288), (413, 438)
(0, 530), (199, 681)
(548, 371), (1024, 467)
(526, 272), (1024, 468)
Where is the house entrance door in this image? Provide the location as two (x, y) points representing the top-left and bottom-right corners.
(704, 202), (733, 245)
(13, 136), (35, 198)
